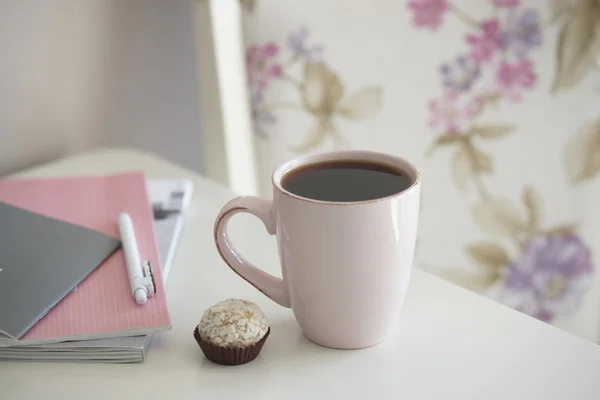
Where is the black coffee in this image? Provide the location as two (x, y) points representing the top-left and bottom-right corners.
(281, 160), (412, 202)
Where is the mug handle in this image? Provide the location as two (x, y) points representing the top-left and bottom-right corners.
(214, 196), (291, 308)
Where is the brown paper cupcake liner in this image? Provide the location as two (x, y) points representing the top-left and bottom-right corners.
(193, 326), (271, 366)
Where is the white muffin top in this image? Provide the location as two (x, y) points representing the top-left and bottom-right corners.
(198, 299), (269, 347)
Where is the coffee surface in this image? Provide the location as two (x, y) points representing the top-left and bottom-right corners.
(281, 160), (412, 202)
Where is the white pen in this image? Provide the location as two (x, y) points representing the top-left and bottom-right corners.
(118, 211), (155, 305)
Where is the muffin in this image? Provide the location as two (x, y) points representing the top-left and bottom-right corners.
(193, 298), (270, 365)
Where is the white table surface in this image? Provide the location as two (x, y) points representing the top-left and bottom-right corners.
(1, 147), (599, 400)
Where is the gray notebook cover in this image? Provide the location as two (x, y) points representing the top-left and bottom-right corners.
(0, 201), (120, 340)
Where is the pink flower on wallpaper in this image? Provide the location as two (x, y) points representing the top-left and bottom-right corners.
(246, 43), (283, 89)
(464, 95), (485, 119)
(492, 0), (520, 7)
(465, 20), (502, 63)
(408, 0), (450, 31)
(428, 91), (470, 134)
(496, 60), (536, 102)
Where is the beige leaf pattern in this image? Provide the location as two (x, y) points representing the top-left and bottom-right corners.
(548, 0), (570, 24)
(471, 196), (527, 238)
(472, 147), (493, 174)
(564, 118), (600, 184)
(522, 186), (543, 232)
(551, 0), (600, 93)
(471, 125), (515, 139)
(302, 63), (344, 116)
(426, 135), (463, 156)
(290, 118), (333, 153)
(466, 242), (511, 270)
(545, 222), (580, 236)
(451, 146), (472, 190)
(337, 87), (383, 119)
(435, 135), (463, 146)
(480, 92), (503, 107)
(439, 269), (497, 292)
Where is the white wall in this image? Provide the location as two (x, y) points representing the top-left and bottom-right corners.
(0, 0), (108, 175)
(0, 0), (205, 176)
(90, 0), (205, 173)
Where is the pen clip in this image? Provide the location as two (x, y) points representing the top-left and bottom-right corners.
(141, 260), (156, 297)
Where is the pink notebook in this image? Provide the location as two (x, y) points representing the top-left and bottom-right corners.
(0, 172), (171, 346)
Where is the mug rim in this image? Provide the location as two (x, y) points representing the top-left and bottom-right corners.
(271, 150), (421, 206)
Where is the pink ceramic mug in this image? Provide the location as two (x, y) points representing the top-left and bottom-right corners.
(214, 150), (421, 349)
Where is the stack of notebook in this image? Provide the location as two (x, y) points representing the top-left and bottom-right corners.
(0, 173), (193, 363)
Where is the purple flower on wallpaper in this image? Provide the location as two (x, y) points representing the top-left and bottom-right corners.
(408, 0), (450, 31)
(287, 27), (323, 63)
(246, 43), (283, 89)
(250, 90), (276, 138)
(502, 234), (593, 322)
(440, 56), (481, 92)
(466, 20), (502, 64)
(502, 9), (541, 58)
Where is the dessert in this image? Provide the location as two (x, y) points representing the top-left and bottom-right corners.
(193, 298), (270, 365)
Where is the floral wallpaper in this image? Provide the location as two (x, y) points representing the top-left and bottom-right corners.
(245, 26), (383, 152)
(407, 0), (598, 323)
(242, 0), (600, 330)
